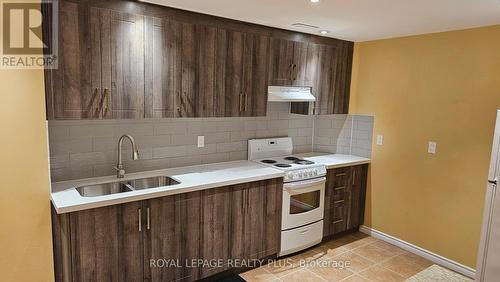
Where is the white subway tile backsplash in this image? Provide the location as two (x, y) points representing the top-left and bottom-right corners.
(154, 122), (188, 135)
(204, 132), (231, 144)
(48, 103), (373, 182)
(49, 138), (93, 155)
(201, 152), (230, 164)
(216, 141), (244, 153)
(267, 120), (289, 129)
(313, 114), (374, 158)
(153, 146), (187, 159)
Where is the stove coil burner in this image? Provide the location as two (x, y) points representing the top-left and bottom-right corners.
(284, 156), (300, 161)
(274, 164), (292, 168)
(295, 160), (315, 165)
(261, 159), (277, 164)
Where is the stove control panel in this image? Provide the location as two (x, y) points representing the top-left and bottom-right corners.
(284, 165), (327, 182)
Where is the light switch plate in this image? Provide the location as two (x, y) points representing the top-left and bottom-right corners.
(428, 141), (437, 154)
(197, 136), (205, 148)
(376, 135), (384, 145)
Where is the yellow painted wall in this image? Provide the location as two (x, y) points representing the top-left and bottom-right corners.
(0, 5), (54, 280)
(350, 25), (500, 268)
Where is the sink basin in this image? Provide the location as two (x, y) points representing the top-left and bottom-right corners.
(75, 176), (180, 197)
(76, 182), (132, 197)
(127, 176), (180, 190)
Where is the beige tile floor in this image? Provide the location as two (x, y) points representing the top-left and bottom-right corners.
(239, 232), (450, 282)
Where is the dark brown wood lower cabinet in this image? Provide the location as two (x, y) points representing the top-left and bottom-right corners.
(323, 164), (368, 238)
(52, 201), (144, 282)
(230, 180), (282, 261)
(52, 178), (282, 282)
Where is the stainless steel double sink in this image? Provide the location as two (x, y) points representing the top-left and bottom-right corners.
(76, 176), (180, 197)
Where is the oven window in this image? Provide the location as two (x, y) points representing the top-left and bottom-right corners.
(290, 191), (320, 214)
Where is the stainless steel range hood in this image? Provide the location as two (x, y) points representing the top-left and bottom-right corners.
(267, 86), (315, 102)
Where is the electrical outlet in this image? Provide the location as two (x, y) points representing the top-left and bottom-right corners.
(197, 136), (205, 148)
(428, 141), (437, 154)
(376, 134), (383, 145)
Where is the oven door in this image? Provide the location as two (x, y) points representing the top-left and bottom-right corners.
(282, 177), (325, 230)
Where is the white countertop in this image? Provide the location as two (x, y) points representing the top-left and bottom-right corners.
(51, 153), (370, 214)
(298, 153), (371, 169)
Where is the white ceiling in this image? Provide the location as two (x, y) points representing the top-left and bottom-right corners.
(141, 0), (500, 42)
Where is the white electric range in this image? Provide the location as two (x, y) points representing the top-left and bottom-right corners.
(248, 137), (326, 256)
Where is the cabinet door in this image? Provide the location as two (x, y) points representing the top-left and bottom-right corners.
(177, 22), (196, 117)
(262, 178), (283, 256)
(245, 181), (266, 259)
(200, 186), (231, 278)
(195, 24), (217, 117)
(310, 44), (337, 115)
(332, 42), (354, 114)
(231, 179), (282, 260)
(291, 41), (310, 86)
(47, 1), (100, 119)
(215, 29), (244, 117)
(144, 16), (178, 118)
(247, 34), (270, 117)
(100, 10), (145, 119)
(347, 165), (368, 229)
(145, 18), (206, 118)
(268, 38), (294, 85)
(229, 182), (247, 260)
(144, 192), (202, 282)
(216, 30), (269, 117)
(69, 201), (143, 282)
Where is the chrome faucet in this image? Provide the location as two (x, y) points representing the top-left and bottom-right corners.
(115, 134), (139, 178)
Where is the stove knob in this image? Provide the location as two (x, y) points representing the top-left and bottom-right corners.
(313, 169), (318, 176)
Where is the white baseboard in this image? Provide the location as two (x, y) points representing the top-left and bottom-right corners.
(359, 225), (476, 279)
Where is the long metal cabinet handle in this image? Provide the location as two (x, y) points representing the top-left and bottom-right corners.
(239, 92), (244, 112)
(336, 173), (346, 177)
(103, 88), (109, 115)
(91, 88), (99, 116)
(138, 208), (142, 232)
(98, 88), (106, 116)
(146, 208), (150, 230)
(244, 92), (248, 112)
(352, 169), (356, 185)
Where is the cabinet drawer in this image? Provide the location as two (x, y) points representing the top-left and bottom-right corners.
(330, 194), (346, 207)
(332, 186), (346, 201)
(330, 203), (347, 234)
(332, 167), (351, 187)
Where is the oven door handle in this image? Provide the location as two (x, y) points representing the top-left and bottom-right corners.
(284, 177), (326, 191)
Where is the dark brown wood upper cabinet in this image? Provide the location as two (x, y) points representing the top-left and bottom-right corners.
(46, 1), (97, 119)
(268, 38), (311, 87)
(144, 16), (177, 118)
(215, 29), (269, 117)
(309, 44), (338, 115)
(291, 41), (353, 115)
(100, 9), (145, 119)
(144, 17), (216, 118)
(45, 0), (353, 119)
